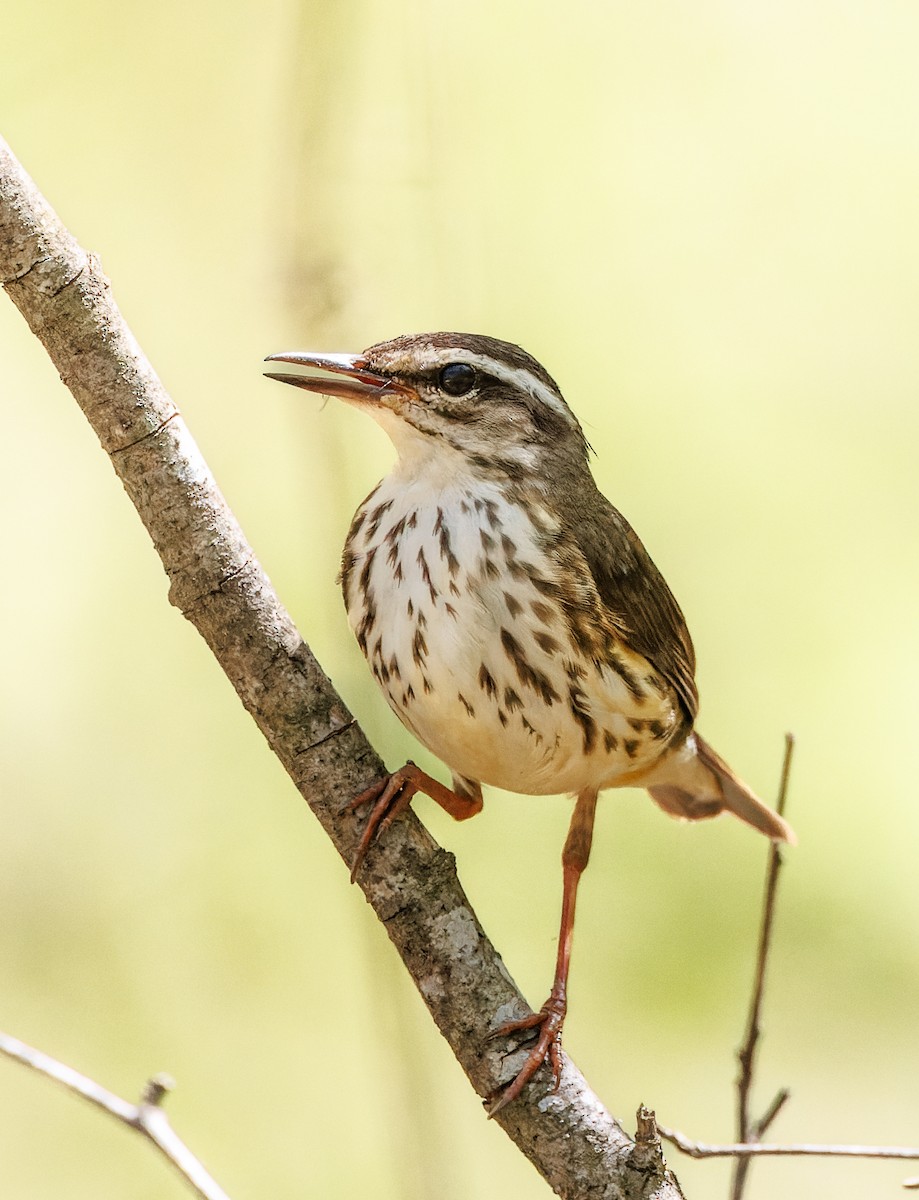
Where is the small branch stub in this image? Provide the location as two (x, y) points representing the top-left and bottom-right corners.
(630, 1105), (667, 1173)
(141, 1074), (175, 1107)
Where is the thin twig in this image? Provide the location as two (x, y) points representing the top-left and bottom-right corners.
(752, 1086), (791, 1140)
(731, 732), (795, 1200)
(0, 1032), (231, 1200)
(660, 740), (919, 1188)
(659, 1124), (919, 1163)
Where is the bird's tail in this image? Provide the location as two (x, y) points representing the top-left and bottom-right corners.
(647, 733), (796, 844)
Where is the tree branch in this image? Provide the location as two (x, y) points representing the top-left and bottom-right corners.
(0, 1032), (231, 1200)
(0, 135), (684, 1199)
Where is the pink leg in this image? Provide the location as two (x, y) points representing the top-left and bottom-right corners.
(487, 788), (598, 1117)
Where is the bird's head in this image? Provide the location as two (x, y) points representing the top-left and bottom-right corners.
(265, 332), (590, 477)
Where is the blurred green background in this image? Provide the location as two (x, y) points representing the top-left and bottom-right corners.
(2, 2), (918, 1197)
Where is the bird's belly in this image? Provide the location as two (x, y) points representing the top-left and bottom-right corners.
(344, 482), (682, 796)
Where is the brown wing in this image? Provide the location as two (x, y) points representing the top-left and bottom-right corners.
(577, 491), (699, 723)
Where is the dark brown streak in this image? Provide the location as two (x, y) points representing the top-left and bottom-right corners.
(568, 683), (597, 754)
(507, 559), (532, 583)
(385, 515), (407, 545)
(521, 715), (544, 745)
(531, 599), (554, 623)
(356, 602), (375, 653)
(609, 651), (645, 702)
(358, 546), (377, 594)
(500, 628), (560, 705)
(348, 505), (369, 539)
(338, 547), (356, 597)
(385, 517), (406, 567)
(436, 513), (460, 576)
(412, 627), (428, 667)
(478, 664), (497, 699)
(534, 630), (561, 655)
(366, 499), (394, 539)
(416, 546), (438, 604)
(530, 574), (560, 598)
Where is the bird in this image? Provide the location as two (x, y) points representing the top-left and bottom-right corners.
(265, 332), (795, 1116)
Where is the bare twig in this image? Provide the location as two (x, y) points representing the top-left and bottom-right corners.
(730, 732), (795, 1200)
(660, 738), (919, 1189)
(750, 1086), (791, 1138)
(658, 1124), (919, 1163)
(0, 1032), (230, 1200)
(0, 137), (684, 1199)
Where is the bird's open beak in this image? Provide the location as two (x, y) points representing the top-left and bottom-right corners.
(264, 351), (406, 404)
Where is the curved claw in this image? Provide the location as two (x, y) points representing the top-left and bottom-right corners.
(344, 763), (423, 881)
(343, 761), (483, 881)
(486, 997), (567, 1118)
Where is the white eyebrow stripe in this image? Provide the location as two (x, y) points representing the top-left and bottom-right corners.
(422, 345), (577, 427)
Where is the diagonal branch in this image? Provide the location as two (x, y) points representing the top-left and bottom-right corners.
(0, 135), (683, 1200)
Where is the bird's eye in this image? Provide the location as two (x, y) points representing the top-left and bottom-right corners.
(438, 362), (477, 396)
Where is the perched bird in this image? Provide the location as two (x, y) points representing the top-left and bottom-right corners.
(266, 332), (794, 1115)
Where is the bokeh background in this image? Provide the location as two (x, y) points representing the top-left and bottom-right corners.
(3, 3), (919, 1197)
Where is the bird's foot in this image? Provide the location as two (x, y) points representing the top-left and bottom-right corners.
(344, 762), (482, 880)
(485, 992), (567, 1118)
(343, 762), (427, 881)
